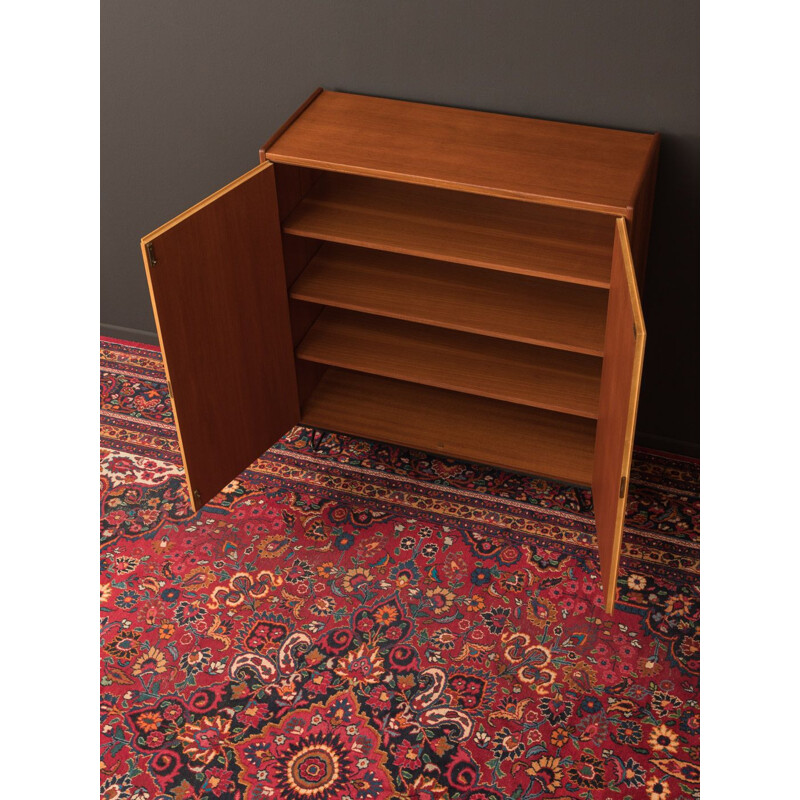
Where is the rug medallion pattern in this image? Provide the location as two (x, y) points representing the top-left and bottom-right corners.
(100, 338), (699, 800)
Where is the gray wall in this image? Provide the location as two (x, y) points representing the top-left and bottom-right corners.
(101, 0), (699, 453)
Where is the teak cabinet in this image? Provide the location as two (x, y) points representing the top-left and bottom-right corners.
(141, 89), (659, 613)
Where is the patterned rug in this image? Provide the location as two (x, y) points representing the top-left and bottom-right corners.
(100, 337), (699, 800)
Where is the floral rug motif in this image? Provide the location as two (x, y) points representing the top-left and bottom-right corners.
(100, 337), (700, 800)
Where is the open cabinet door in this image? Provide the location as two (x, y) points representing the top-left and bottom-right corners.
(593, 218), (647, 613)
(141, 161), (299, 512)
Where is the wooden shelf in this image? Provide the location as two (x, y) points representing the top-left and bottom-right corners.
(297, 308), (601, 418)
(142, 90), (658, 614)
(283, 172), (615, 288)
(301, 368), (596, 486)
(290, 243), (608, 356)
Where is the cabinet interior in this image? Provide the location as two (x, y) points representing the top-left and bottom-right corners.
(140, 89), (654, 612)
(273, 163), (618, 487)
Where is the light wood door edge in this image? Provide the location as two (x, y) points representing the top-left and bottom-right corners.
(140, 240), (200, 511)
(618, 217), (646, 338)
(594, 218), (646, 613)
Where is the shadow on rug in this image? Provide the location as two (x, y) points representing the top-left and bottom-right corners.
(100, 338), (699, 800)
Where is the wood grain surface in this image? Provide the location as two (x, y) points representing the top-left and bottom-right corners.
(592, 218), (646, 612)
(264, 90), (656, 214)
(283, 172), (615, 288)
(290, 243), (609, 356)
(297, 308), (602, 418)
(141, 162), (298, 511)
(259, 88), (324, 163)
(302, 368), (596, 485)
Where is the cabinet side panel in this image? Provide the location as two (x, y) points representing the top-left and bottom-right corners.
(629, 135), (660, 287)
(141, 162), (299, 510)
(592, 219), (646, 612)
(273, 163), (323, 224)
(289, 299), (327, 408)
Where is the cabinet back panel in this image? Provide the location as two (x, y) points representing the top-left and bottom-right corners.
(301, 368), (596, 486)
(283, 171), (615, 288)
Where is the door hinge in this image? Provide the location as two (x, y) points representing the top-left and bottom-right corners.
(166, 379), (174, 400)
(619, 475), (627, 499)
(145, 242), (157, 269)
(193, 488), (202, 507)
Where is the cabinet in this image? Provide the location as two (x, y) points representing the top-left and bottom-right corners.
(141, 89), (659, 613)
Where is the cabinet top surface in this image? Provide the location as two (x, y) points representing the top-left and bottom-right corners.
(263, 90), (657, 214)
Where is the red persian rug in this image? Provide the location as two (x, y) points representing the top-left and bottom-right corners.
(100, 337), (699, 800)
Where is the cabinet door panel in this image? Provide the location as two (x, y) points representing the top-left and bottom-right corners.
(592, 218), (646, 613)
(141, 161), (298, 511)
